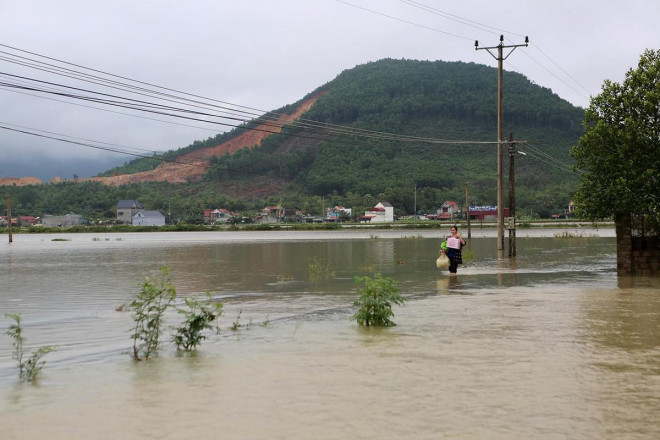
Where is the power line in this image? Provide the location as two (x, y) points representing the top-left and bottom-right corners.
(522, 144), (575, 173)
(0, 121), (168, 157)
(0, 44), (265, 118)
(3, 43), (573, 150)
(335, 0), (473, 41)
(0, 86), (234, 136)
(339, 1), (592, 107)
(0, 68), (507, 146)
(3, 43), (495, 145)
(0, 123), (271, 179)
(0, 124), (206, 168)
(529, 42), (592, 97)
(398, 0), (525, 38)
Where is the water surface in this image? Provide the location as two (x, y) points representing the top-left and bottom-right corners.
(1, 228), (659, 439)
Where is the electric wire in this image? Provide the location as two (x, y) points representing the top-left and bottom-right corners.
(0, 121), (495, 180)
(1, 46), (506, 145)
(0, 69), (507, 146)
(398, 0), (525, 38)
(0, 86), (232, 136)
(0, 124), (207, 169)
(518, 144), (575, 174)
(0, 52), (270, 124)
(0, 124), (266, 178)
(524, 143), (575, 169)
(522, 152), (575, 174)
(515, 48), (591, 103)
(0, 45), (265, 118)
(0, 77), (334, 145)
(1, 43), (500, 145)
(529, 42), (593, 97)
(340, 1), (592, 107)
(335, 0), (473, 41)
(0, 121), (172, 158)
(397, 0), (593, 103)
(524, 143), (572, 166)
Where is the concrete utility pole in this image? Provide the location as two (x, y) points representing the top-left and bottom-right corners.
(6, 197), (12, 243)
(508, 133), (516, 257)
(413, 183), (417, 220)
(465, 183), (471, 240)
(475, 35), (528, 251)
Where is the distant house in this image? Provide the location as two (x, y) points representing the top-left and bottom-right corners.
(259, 205), (282, 224)
(204, 208), (236, 224)
(19, 216), (39, 226)
(42, 213), (83, 227)
(326, 205), (352, 222)
(117, 200), (145, 224)
(132, 210), (165, 226)
(0, 216), (17, 226)
(435, 201), (461, 220)
(361, 202), (394, 223)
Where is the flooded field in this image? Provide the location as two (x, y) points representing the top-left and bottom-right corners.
(1, 228), (659, 439)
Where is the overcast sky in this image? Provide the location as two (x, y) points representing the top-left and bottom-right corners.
(1, 0), (658, 179)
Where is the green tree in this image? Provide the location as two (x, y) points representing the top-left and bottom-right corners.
(570, 49), (660, 224)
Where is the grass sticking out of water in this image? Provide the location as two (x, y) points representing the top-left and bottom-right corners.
(554, 231), (600, 238)
(306, 257), (335, 283)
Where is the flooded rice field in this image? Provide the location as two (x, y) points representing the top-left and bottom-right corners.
(1, 227), (659, 439)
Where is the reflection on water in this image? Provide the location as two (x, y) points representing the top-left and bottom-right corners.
(1, 230), (659, 439)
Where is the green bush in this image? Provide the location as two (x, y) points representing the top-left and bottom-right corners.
(130, 267), (176, 360)
(351, 273), (405, 327)
(172, 292), (223, 351)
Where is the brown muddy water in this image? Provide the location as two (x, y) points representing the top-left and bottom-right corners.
(1, 228), (659, 439)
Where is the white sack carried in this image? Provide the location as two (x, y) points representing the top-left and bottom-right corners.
(436, 255), (450, 268)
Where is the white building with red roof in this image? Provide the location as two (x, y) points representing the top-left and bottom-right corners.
(361, 202), (394, 223)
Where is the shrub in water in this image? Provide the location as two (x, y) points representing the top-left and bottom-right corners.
(130, 267), (176, 360)
(5, 313), (54, 383)
(351, 273), (405, 327)
(172, 291), (223, 351)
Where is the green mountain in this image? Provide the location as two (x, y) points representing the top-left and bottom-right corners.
(202, 58), (584, 215)
(3, 58), (585, 220)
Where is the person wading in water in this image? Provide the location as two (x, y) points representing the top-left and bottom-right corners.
(440, 225), (466, 276)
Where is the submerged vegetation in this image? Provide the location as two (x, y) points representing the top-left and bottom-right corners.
(130, 267), (177, 360)
(306, 257), (335, 283)
(172, 291), (223, 351)
(129, 267), (225, 359)
(351, 273), (405, 327)
(553, 231), (599, 239)
(4, 313), (54, 383)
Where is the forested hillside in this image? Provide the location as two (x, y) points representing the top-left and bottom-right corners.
(203, 58), (584, 216)
(2, 58), (585, 221)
